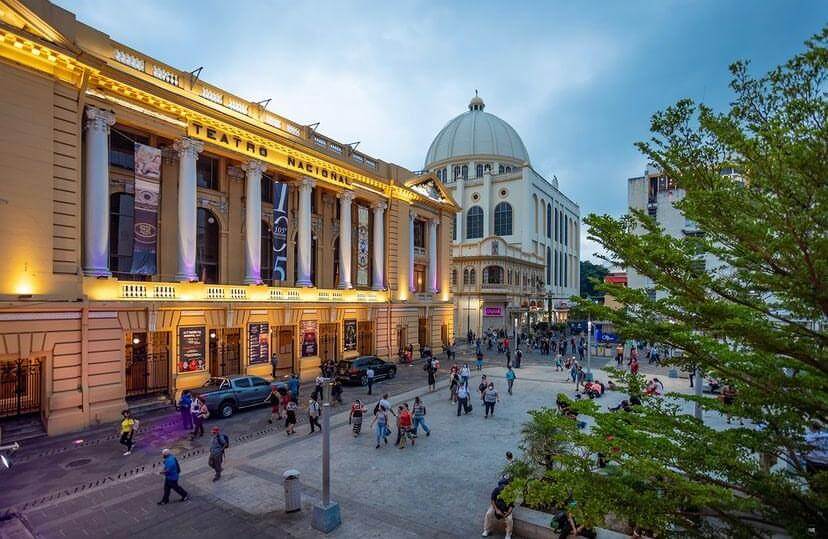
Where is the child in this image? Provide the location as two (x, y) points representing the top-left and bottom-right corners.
(285, 398), (297, 435)
(349, 399), (365, 437)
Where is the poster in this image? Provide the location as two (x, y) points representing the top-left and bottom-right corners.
(272, 182), (289, 281)
(357, 206), (369, 286)
(130, 143), (162, 275)
(483, 306), (503, 317)
(300, 320), (318, 357)
(178, 326), (206, 372)
(343, 319), (357, 351)
(248, 322), (269, 365)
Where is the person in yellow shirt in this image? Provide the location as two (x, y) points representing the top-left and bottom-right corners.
(119, 409), (138, 456)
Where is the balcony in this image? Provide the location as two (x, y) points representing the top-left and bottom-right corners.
(84, 278), (387, 303)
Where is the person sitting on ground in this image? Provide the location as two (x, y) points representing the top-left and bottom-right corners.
(644, 377), (664, 397)
(609, 399), (633, 413)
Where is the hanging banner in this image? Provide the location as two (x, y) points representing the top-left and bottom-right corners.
(248, 322), (269, 365)
(178, 326), (206, 372)
(130, 143), (162, 275)
(357, 206), (369, 286)
(272, 182), (289, 281)
(343, 319), (357, 351)
(300, 320), (318, 357)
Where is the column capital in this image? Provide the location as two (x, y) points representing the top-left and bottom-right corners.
(242, 159), (267, 176)
(372, 201), (387, 212)
(337, 190), (355, 203)
(84, 105), (115, 132)
(173, 137), (204, 160)
(299, 176), (316, 191)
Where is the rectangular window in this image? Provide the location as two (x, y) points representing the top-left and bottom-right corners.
(261, 174), (273, 203)
(109, 130), (148, 170)
(413, 220), (426, 249)
(196, 155), (220, 190)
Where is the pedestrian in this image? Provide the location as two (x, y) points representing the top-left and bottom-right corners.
(189, 393), (201, 437)
(396, 404), (414, 448)
(505, 349), (511, 369)
(308, 396), (321, 434)
(370, 405), (390, 448)
(331, 379), (343, 405)
(349, 399), (366, 437)
(615, 343), (623, 367)
(456, 383), (472, 416)
(366, 365), (375, 395)
(270, 353), (279, 379)
(158, 448), (188, 505)
(576, 365), (585, 391)
(411, 396), (430, 437)
(460, 363), (471, 386)
(449, 369), (460, 402)
(476, 350), (484, 371)
(570, 361), (578, 385)
(555, 352), (563, 372)
(264, 385), (282, 424)
(208, 426), (229, 481)
(191, 396), (208, 439)
(178, 390), (193, 431)
(515, 348), (523, 369)
(312, 375), (324, 401)
(377, 393), (393, 415)
(119, 409), (138, 456)
(478, 374), (489, 401)
(483, 382), (499, 418)
(630, 356), (640, 376)
(288, 373), (300, 401)
(482, 478), (514, 539)
(425, 358), (437, 392)
(285, 397), (297, 435)
(505, 367), (516, 395)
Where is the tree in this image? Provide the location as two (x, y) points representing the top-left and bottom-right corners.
(580, 260), (609, 300)
(505, 29), (827, 537)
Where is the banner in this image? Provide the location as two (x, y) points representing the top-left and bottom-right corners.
(300, 320), (318, 357)
(483, 306), (503, 317)
(343, 319), (357, 351)
(178, 326), (206, 372)
(272, 182), (289, 281)
(130, 143), (161, 275)
(248, 322), (269, 365)
(357, 206), (369, 286)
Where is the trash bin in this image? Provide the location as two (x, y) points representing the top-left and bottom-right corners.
(283, 469), (301, 513)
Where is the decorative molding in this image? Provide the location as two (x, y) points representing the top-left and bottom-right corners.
(84, 105), (115, 132)
(226, 165), (245, 181)
(201, 87), (223, 104)
(242, 159), (267, 176)
(199, 196), (228, 215)
(0, 312), (81, 321)
(114, 49), (145, 71)
(173, 137), (204, 160)
(226, 100), (249, 115)
(152, 65), (179, 86)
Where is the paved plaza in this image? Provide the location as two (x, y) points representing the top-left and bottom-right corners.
(1, 350), (720, 538)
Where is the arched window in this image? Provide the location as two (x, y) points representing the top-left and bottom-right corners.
(466, 206), (483, 239)
(109, 192), (135, 277)
(506, 166), (512, 173)
(461, 164), (469, 180)
(261, 220), (273, 284)
(554, 208), (559, 242)
(453, 165), (461, 180)
(485, 163), (491, 172)
(547, 247), (552, 286)
(483, 266), (503, 285)
(494, 202), (513, 236)
(476, 164), (484, 178)
(546, 203), (552, 238)
(196, 207), (220, 283)
(564, 217), (569, 246)
(469, 268), (476, 285)
(451, 269), (457, 286)
(498, 164), (504, 174)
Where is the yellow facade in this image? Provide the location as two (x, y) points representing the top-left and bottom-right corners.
(0, 0), (457, 436)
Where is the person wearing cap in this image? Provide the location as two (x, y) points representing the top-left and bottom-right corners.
(158, 448), (188, 504)
(208, 427), (230, 481)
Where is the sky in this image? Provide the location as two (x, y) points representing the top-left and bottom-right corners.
(56, 0), (827, 264)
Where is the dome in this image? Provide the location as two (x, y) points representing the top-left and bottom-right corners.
(424, 93), (530, 169)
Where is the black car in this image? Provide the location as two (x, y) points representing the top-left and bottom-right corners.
(336, 356), (396, 386)
(190, 375), (274, 418)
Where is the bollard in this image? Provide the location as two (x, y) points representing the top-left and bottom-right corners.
(283, 469), (301, 513)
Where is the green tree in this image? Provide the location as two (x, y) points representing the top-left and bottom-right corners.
(580, 260), (609, 300)
(506, 29), (827, 537)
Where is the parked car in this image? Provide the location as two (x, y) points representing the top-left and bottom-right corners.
(336, 356), (397, 386)
(190, 375), (273, 418)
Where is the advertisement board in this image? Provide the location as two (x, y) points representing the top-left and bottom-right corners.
(300, 320), (318, 357)
(178, 326), (206, 372)
(248, 322), (269, 364)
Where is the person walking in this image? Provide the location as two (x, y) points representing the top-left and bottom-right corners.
(119, 409), (138, 456)
(457, 383), (471, 416)
(505, 348), (511, 369)
(505, 367), (516, 395)
(285, 398), (297, 435)
(630, 356), (640, 376)
(460, 363), (471, 386)
(270, 353), (279, 379)
(449, 368), (460, 402)
(208, 426), (229, 481)
(370, 405), (390, 448)
(366, 366), (375, 395)
(397, 404), (413, 448)
(483, 382), (499, 418)
(288, 373), (300, 402)
(411, 396), (430, 437)
(514, 348), (523, 369)
(570, 361), (579, 385)
(349, 399), (366, 437)
(308, 396), (321, 434)
(478, 374), (489, 401)
(191, 396), (208, 440)
(425, 358), (437, 392)
(158, 449), (188, 505)
(265, 385), (282, 424)
(475, 350), (484, 371)
(178, 390), (193, 431)
(576, 364), (585, 391)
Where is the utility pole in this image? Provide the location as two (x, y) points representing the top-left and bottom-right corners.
(311, 381), (341, 533)
(586, 312), (593, 381)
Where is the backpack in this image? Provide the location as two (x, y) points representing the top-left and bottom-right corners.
(220, 434), (230, 449)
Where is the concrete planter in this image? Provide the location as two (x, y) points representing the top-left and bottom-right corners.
(512, 506), (631, 539)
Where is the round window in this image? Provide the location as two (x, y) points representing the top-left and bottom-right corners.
(499, 189), (508, 198)
(472, 193), (480, 201)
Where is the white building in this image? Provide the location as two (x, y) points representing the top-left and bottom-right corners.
(424, 94), (580, 337)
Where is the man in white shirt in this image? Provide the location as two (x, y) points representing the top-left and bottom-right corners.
(456, 383), (471, 416)
(366, 367), (375, 395)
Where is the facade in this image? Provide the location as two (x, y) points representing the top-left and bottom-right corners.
(602, 271), (627, 311)
(0, 0), (457, 436)
(424, 94), (580, 337)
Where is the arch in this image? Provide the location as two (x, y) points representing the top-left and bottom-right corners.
(109, 192), (135, 277)
(546, 203), (552, 238)
(476, 164), (484, 178)
(453, 165), (461, 180)
(494, 202), (513, 236)
(483, 265), (504, 285)
(261, 220), (273, 283)
(196, 207), (220, 283)
(451, 269), (458, 286)
(466, 206), (483, 239)
(469, 268), (476, 285)
(546, 246), (552, 286)
(461, 164), (469, 179)
(463, 268), (470, 285)
(532, 195), (538, 233)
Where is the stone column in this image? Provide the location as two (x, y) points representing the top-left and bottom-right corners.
(428, 218), (438, 293)
(337, 191), (354, 289)
(409, 212), (416, 292)
(82, 106), (116, 277)
(371, 202), (386, 290)
(454, 176), (464, 242)
(482, 171), (492, 238)
(296, 177), (315, 287)
(243, 160), (266, 284)
(173, 137), (203, 281)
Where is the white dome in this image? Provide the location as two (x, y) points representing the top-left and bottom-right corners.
(424, 94), (530, 169)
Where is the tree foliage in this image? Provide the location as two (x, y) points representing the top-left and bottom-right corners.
(508, 28), (828, 537)
(580, 260), (610, 300)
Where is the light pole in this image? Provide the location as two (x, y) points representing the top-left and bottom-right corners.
(694, 367), (703, 420)
(586, 313), (593, 381)
(311, 381), (341, 533)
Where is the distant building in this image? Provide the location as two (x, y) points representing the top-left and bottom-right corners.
(603, 272), (627, 310)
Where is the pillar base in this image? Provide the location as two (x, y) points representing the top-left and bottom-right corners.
(82, 268), (112, 278)
(337, 282), (353, 290)
(296, 279), (313, 287)
(244, 276), (263, 285)
(311, 501), (341, 533)
(372, 285), (384, 291)
(175, 272), (198, 282)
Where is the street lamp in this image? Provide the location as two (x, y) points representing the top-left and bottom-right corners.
(586, 313), (593, 381)
(311, 380), (341, 532)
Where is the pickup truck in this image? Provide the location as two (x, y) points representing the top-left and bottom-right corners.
(190, 375), (279, 418)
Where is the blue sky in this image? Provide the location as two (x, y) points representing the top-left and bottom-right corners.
(57, 0), (827, 262)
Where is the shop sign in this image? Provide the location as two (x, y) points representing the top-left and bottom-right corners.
(248, 322), (269, 365)
(343, 319), (357, 351)
(272, 182), (289, 280)
(178, 326), (206, 372)
(483, 307), (503, 317)
(300, 320), (318, 357)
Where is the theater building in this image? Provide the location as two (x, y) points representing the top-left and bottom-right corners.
(0, 0), (457, 437)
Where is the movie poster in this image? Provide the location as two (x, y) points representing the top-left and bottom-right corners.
(178, 326), (206, 372)
(300, 320), (318, 357)
(248, 322), (269, 365)
(343, 319), (357, 351)
(357, 206), (369, 286)
(130, 143), (162, 275)
(272, 182), (289, 281)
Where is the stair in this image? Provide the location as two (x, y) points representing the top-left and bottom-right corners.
(125, 393), (174, 418)
(0, 416), (47, 445)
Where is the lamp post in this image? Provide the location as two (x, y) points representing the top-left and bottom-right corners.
(586, 313), (593, 381)
(311, 380), (341, 533)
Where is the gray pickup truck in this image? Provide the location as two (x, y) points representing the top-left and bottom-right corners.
(190, 375), (279, 418)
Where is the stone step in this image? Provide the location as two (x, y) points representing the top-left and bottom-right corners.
(0, 418), (46, 445)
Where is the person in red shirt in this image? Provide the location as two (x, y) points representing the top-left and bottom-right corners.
(397, 404), (413, 449)
(630, 356), (640, 375)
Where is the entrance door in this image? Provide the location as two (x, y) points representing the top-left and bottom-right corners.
(0, 356), (43, 419)
(396, 326), (406, 357)
(357, 321), (373, 356)
(441, 324), (449, 346)
(210, 329), (241, 377)
(277, 327), (295, 374)
(126, 331), (171, 398)
(418, 318), (428, 349)
(319, 323), (338, 363)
